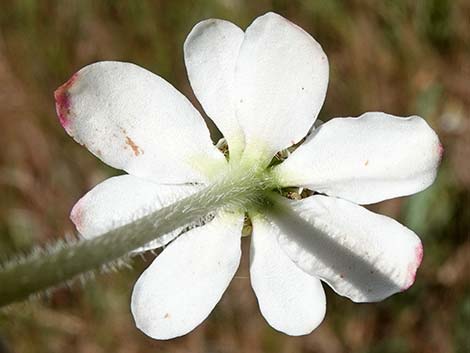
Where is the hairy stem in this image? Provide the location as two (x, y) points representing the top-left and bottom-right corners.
(0, 168), (273, 307)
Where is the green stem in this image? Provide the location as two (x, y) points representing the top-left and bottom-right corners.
(0, 168), (273, 307)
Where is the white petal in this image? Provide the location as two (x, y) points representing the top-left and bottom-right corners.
(55, 61), (226, 184)
(269, 194), (423, 302)
(274, 112), (442, 204)
(131, 213), (243, 339)
(235, 12), (329, 164)
(70, 175), (201, 250)
(184, 19), (245, 160)
(250, 216), (326, 335)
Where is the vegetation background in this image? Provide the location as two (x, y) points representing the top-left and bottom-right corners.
(0, 1), (469, 352)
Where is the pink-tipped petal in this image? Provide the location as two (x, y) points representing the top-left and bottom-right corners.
(438, 142), (445, 161)
(70, 175), (201, 251)
(54, 73), (78, 130)
(69, 196), (84, 229)
(402, 243), (424, 291)
(274, 112), (442, 205)
(55, 61), (226, 184)
(270, 194), (423, 303)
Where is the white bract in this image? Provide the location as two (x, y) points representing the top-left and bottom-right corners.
(55, 12), (442, 340)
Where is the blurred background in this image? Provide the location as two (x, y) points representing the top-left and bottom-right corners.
(0, 1), (469, 352)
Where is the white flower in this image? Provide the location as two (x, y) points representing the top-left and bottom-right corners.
(55, 12), (442, 339)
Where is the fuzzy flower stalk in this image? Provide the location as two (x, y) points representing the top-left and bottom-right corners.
(0, 12), (441, 339)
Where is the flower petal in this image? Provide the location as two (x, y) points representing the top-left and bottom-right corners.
(55, 61), (226, 184)
(250, 216), (326, 335)
(269, 194), (423, 302)
(235, 12), (329, 164)
(274, 112), (442, 204)
(131, 213), (243, 340)
(184, 19), (245, 160)
(70, 175), (201, 250)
